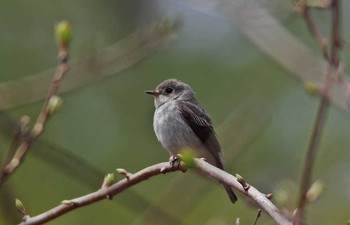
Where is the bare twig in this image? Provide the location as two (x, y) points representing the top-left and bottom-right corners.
(300, 4), (329, 60)
(0, 30), (70, 186)
(18, 159), (292, 225)
(0, 119), (24, 178)
(295, 1), (342, 224)
(295, 96), (329, 225)
(253, 209), (262, 225)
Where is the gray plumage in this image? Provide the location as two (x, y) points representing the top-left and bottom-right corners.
(145, 79), (237, 203)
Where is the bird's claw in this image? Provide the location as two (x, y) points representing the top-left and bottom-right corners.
(169, 155), (181, 168)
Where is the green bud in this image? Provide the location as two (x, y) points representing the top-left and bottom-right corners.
(304, 82), (320, 96)
(104, 173), (115, 187)
(236, 174), (244, 183)
(48, 95), (63, 115)
(236, 173), (249, 190)
(179, 149), (196, 168)
(15, 198), (26, 215)
(55, 20), (72, 47)
(306, 180), (324, 202)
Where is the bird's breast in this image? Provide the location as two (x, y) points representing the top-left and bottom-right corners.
(153, 102), (202, 155)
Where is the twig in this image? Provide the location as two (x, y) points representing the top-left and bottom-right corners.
(295, 1), (342, 224)
(18, 159), (292, 225)
(0, 119), (24, 178)
(0, 28), (70, 186)
(300, 3), (329, 60)
(253, 209), (262, 225)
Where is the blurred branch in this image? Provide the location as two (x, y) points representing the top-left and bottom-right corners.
(294, 1), (342, 224)
(0, 21), (72, 186)
(300, 4), (329, 60)
(17, 159), (292, 225)
(181, 0), (350, 111)
(0, 19), (179, 110)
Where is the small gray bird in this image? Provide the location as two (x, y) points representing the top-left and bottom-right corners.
(145, 79), (237, 203)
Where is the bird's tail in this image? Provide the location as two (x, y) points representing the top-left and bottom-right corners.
(223, 184), (238, 203)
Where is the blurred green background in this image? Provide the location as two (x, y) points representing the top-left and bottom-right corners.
(1, 1), (350, 225)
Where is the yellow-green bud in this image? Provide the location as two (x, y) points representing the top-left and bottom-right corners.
(55, 20), (72, 48)
(179, 149), (196, 168)
(104, 173), (115, 187)
(236, 174), (244, 183)
(304, 82), (320, 96)
(15, 198), (26, 215)
(306, 180), (324, 202)
(48, 95), (63, 115)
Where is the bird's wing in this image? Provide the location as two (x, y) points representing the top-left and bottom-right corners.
(177, 100), (224, 168)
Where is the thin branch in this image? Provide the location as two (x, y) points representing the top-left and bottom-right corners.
(295, 95), (329, 225)
(301, 5), (329, 60)
(0, 121), (23, 177)
(253, 209), (262, 225)
(0, 39), (70, 186)
(295, 1), (342, 224)
(18, 159), (292, 225)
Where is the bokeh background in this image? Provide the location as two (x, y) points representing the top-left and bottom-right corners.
(1, 0), (350, 224)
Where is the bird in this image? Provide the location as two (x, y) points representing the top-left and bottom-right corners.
(145, 78), (237, 203)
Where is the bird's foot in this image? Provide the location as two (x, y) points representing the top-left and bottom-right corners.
(169, 155), (181, 168)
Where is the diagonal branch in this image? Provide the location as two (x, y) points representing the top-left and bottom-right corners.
(18, 159), (292, 225)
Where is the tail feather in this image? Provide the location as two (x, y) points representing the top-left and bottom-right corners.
(224, 184), (238, 203)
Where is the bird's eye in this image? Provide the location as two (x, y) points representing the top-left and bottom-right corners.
(165, 87), (174, 94)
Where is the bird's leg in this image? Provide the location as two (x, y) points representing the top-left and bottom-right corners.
(169, 155), (181, 168)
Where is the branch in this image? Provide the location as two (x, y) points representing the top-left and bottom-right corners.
(0, 21), (71, 186)
(295, 1), (342, 224)
(17, 159), (292, 225)
(300, 4), (329, 60)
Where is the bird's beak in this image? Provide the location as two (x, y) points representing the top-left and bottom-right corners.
(145, 90), (160, 96)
